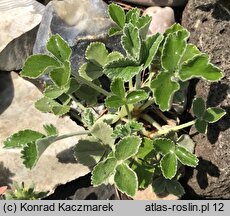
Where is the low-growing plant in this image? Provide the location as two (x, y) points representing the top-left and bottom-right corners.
(3, 3), (226, 198)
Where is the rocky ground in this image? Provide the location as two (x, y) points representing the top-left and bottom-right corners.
(0, 0), (229, 200)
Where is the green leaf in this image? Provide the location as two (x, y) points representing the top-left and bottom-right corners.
(106, 51), (123, 63)
(181, 44), (201, 63)
(195, 119), (208, 134)
(43, 124), (58, 136)
(115, 136), (141, 161)
(91, 122), (115, 147)
(46, 34), (72, 62)
(126, 89), (148, 104)
(44, 85), (65, 99)
(108, 3), (125, 28)
(86, 42), (109, 67)
(35, 97), (60, 113)
(136, 15), (152, 39)
(4, 130), (44, 148)
(164, 23), (189, 36)
(122, 23), (141, 59)
(152, 177), (167, 194)
(166, 180), (185, 197)
(79, 62), (103, 81)
(108, 27), (122, 36)
(177, 135), (195, 153)
(203, 107), (226, 123)
(51, 105), (70, 116)
(161, 30), (188, 73)
(95, 114), (120, 125)
(91, 157), (117, 186)
(153, 138), (175, 155)
(75, 84), (99, 105)
(179, 54), (224, 81)
(21, 54), (60, 78)
(82, 108), (96, 128)
(65, 78), (80, 94)
(114, 163), (138, 197)
(126, 8), (140, 23)
(112, 121), (143, 138)
(105, 95), (126, 108)
(131, 160), (154, 189)
(50, 61), (71, 87)
(151, 72), (180, 111)
(192, 97), (206, 118)
(110, 78), (125, 98)
(160, 153), (177, 180)
(103, 57), (143, 82)
(142, 33), (164, 69)
(175, 146), (199, 167)
(136, 138), (155, 160)
(74, 137), (106, 167)
(21, 142), (38, 169)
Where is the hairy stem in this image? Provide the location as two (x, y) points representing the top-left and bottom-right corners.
(125, 104), (131, 120)
(141, 114), (162, 130)
(73, 74), (110, 96)
(55, 131), (90, 141)
(139, 98), (155, 111)
(155, 120), (196, 136)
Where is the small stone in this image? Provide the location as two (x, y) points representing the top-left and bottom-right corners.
(121, 0), (188, 7)
(143, 6), (175, 34)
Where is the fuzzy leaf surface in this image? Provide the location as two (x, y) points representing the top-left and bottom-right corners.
(79, 62), (103, 81)
(126, 90), (148, 104)
(50, 61), (71, 87)
(46, 34), (72, 62)
(82, 108), (96, 128)
(105, 95), (126, 108)
(75, 137), (106, 167)
(91, 157), (117, 186)
(203, 107), (226, 123)
(43, 124), (58, 136)
(142, 33), (164, 69)
(181, 44), (201, 63)
(110, 78), (125, 98)
(114, 163), (138, 197)
(21, 142), (38, 169)
(179, 54), (224, 81)
(21, 55), (60, 78)
(103, 58), (143, 82)
(51, 105), (70, 116)
(122, 23), (140, 59)
(153, 138), (175, 155)
(136, 138), (155, 160)
(160, 153), (177, 179)
(86, 42), (109, 66)
(108, 3), (125, 28)
(4, 130), (44, 148)
(151, 72), (180, 111)
(115, 136), (141, 161)
(161, 30), (188, 73)
(175, 146), (199, 167)
(192, 97), (206, 118)
(152, 177), (166, 194)
(91, 122), (114, 147)
(44, 85), (65, 99)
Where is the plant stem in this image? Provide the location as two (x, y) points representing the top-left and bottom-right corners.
(69, 94), (86, 111)
(155, 120), (196, 136)
(55, 131), (90, 141)
(141, 114), (162, 130)
(139, 98), (155, 111)
(125, 104), (131, 120)
(135, 72), (141, 89)
(73, 74), (110, 96)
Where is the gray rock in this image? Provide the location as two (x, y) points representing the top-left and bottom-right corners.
(0, 0), (45, 71)
(121, 0), (188, 7)
(33, 0), (121, 73)
(0, 72), (90, 194)
(182, 0), (230, 199)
